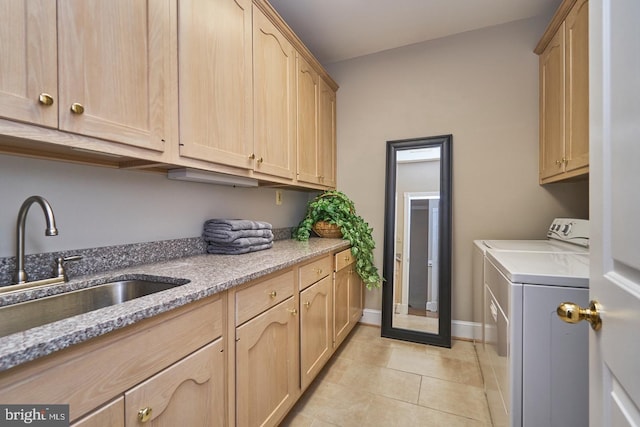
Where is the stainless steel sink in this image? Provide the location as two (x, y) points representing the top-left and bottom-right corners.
(0, 279), (189, 338)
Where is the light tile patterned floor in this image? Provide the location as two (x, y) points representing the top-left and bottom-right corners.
(281, 324), (492, 426)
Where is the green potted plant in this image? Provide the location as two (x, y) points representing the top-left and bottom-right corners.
(293, 190), (382, 289)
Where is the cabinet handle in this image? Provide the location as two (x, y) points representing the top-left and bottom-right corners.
(304, 301), (311, 309)
(344, 256), (351, 262)
(249, 153), (256, 160)
(269, 290), (277, 299)
(562, 157), (568, 165)
(138, 407), (152, 423)
(315, 268), (323, 275)
(70, 103), (85, 114)
(38, 93), (54, 106)
(257, 157), (264, 164)
(287, 308), (298, 315)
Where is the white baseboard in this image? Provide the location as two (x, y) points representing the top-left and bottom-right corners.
(360, 309), (382, 326)
(358, 309), (482, 342)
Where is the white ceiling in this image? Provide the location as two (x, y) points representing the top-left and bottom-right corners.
(269, 0), (562, 65)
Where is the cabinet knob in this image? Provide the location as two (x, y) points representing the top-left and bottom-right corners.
(315, 268), (323, 275)
(287, 308), (298, 316)
(38, 93), (54, 106)
(562, 157), (568, 165)
(249, 153), (256, 160)
(304, 301), (311, 309)
(138, 407), (152, 423)
(70, 103), (85, 114)
(269, 290), (277, 299)
(555, 159), (562, 166)
(257, 157), (264, 164)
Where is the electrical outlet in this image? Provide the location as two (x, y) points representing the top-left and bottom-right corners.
(275, 190), (283, 205)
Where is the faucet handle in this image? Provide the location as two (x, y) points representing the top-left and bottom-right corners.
(56, 255), (82, 281)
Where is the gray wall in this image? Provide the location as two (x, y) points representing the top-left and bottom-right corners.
(0, 154), (310, 257)
(327, 16), (589, 322)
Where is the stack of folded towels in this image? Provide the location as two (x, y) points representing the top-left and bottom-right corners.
(203, 219), (274, 255)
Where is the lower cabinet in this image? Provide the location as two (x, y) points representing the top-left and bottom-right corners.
(124, 339), (225, 426)
(333, 248), (362, 348)
(235, 297), (298, 427)
(300, 275), (333, 390)
(71, 397), (124, 427)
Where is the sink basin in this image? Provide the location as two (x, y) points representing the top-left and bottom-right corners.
(0, 279), (189, 338)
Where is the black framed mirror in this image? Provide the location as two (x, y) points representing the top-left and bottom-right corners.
(381, 135), (452, 347)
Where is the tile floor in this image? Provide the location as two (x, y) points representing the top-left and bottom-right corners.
(282, 324), (492, 426)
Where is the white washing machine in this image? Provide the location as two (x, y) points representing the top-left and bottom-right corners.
(472, 219), (589, 341)
(471, 218), (589, 426)
(484, 250), (589, 427)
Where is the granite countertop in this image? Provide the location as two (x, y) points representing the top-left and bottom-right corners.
(0, 238), (350, 372)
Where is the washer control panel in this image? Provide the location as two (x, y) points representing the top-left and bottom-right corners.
(547, 218), (590, 247)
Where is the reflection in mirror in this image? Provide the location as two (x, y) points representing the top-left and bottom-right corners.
(382, 135), (451, 348)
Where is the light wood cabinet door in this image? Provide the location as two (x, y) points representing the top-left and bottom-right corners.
(539, 24), (565, 182)
(236, 297), (298, 427)
(349, 270), (363, 324)
(318, 78), (337, 188)
(71, 397), (124, 427)
(57, 0), (172, 152)
(0, 0), (57, 128)
(300, 275), (332, 390)
(296, 54), (320, 185)
(333, 266), (350, 348)
(564, 0), (589, 175)
(125, 339), (226, 427)
(252, 6), (296, 180)
(178, 0), (253, 169)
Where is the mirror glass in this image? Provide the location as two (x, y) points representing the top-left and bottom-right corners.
(382, 135), (452, 347)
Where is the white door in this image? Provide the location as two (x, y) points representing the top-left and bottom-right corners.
(589, 0), (640, 425)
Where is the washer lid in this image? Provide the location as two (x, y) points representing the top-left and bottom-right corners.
(482, 239), (588, 253)
(486, 250), (589, 288)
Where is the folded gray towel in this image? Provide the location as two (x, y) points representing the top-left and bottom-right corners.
(203, 228), (274, 243)
(207, 237), (273, 248)
(204, 219), (272, 231)
(207, 242), (273, 255)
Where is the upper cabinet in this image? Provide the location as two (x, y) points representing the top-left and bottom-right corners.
(318, 78), (337, 188)
(536, 0), (589, 184)
(177, 0), (254, 170)
(0, 0), (58, 129)
(57, 0), (173, 152)
(296, 56), (337, 188)
(252, 6), (296, 180)
(0, 0), (338, 189)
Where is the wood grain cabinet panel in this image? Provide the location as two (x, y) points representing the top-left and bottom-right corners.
(537, 0), (589, 184)
(300, 275), (332, 391)
(71, 397), (124, 427)
(236, 297), (298, 427)
(177, 0), (253, 169)
(57, 0), (172, 152)
(125, 339), (226, 427)
(296, 54), (320, 185)
(252, 6), (296, 180)
(318, 78), (337, 188)
(0, 0), (57, 128)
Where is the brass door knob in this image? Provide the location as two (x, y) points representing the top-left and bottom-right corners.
(38, 93), (54, 106)
(557, 300), (602, 331)
(138, 407), (152, 423)
(269, 290), (277, 298)
(70, 103), (85, 114)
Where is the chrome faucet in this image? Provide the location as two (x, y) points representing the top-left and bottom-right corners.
(14, 196), (59, 284)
